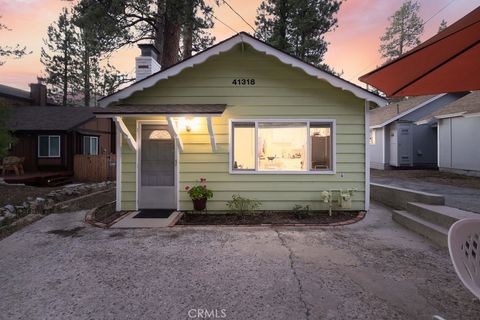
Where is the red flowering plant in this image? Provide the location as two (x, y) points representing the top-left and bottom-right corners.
(184, 178), (213, 200)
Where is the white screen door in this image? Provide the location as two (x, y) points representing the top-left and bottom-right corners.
(139, 124), (176, 209)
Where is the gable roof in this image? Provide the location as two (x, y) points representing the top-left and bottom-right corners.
(417, 91), (480, 123)
(369, 94), (443, 128)
(99, 32), (387, 108)
(8, 106), (97, 131)
(0, 84), (31, 101)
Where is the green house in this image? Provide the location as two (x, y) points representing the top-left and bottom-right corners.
(96, 33), (386, 213)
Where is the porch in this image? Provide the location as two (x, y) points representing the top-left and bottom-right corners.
(94, 104), (225, 212)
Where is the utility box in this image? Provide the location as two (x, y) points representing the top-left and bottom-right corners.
(339, 190), (352, 209)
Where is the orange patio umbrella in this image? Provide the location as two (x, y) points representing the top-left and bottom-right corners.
(359, 6), (480, 97)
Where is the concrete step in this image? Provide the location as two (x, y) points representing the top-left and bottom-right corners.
(392, 210), (449, 248)
(371, 183), (445, 210)
(406, 202), (479, 230)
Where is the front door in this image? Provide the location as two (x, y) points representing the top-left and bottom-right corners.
(139, 124), (176, 209)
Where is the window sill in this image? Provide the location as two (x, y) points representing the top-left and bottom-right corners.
(229, 170), (336, 175)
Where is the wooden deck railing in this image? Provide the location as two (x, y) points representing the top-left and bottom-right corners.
(74, 154), (116, 182)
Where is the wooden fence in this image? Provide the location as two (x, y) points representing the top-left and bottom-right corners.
(74, 154), (116, 182)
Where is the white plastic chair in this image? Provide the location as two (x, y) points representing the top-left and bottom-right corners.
(448, 218), (480, 299)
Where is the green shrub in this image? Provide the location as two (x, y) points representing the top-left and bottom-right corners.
(226, 194), (261, 215)
(292, 204), (310, 219)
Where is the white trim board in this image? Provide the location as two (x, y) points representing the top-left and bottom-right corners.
(370, 94), (446, 129)
(364, 100), (370, 211)
(99, 33), (387, 108)
(114, 117), (137, 151)
(115, 131), (122, 211)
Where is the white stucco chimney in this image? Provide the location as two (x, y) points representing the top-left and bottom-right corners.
(135, 44), (161, 82)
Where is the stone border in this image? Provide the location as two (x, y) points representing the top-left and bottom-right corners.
(168, 212), (185, 227)
(85, 202), (128, 229)
(172, 211), (366, 228)
(53, 189), (114, 213)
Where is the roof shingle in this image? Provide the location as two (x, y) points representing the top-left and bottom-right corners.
(369, 95), (437, 127)
(8, 106), (97, 131)
(418, 91), (480, 122)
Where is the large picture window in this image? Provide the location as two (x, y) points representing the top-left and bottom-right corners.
(38, 135), (61, 158)
(83, 136), (99, 155)
(231, 120), (335, 174)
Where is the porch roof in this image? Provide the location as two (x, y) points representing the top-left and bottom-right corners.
(93, 104), (226, 116)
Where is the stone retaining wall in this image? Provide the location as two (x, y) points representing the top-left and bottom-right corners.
(0, 182), (115, 226)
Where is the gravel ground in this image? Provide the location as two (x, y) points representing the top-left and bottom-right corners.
(0, 202), (479, 320)
(372, 170), (480, 213)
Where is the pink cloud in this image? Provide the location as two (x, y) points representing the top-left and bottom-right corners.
(0, 0), (478, 90)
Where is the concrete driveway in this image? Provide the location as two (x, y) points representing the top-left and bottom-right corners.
(0, 203), (479, 320)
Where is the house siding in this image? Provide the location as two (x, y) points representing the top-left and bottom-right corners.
(118, 44), (366, 211)
(439, 117), (480, 176)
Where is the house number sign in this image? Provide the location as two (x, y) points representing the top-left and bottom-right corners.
(232, 78), (256, 85)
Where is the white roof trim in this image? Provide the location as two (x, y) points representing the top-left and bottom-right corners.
(370, 93), (446, 129)
(435, 112), (467, 119)
(99, 33), (387, 108)
(415, 119), (432, 125)
(463, 112), (480, 118)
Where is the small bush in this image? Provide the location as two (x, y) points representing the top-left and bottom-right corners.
(292, 204), (310, 219)
(226, 194), (261, 216)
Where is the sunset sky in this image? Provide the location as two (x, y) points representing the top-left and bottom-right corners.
(1, 0), (479, 91)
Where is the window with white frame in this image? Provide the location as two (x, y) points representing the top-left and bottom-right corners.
(231, 120), (335, 173)
(369, 129), (376, 145)
(38, 135), (61, 158)
(83, 136), (99, 155)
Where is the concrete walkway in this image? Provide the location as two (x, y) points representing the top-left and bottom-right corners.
(372, 176), (480, 213)
(0, 203), (479, 319)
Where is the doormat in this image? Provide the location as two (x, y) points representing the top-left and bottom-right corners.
(133, 209), (175, 219)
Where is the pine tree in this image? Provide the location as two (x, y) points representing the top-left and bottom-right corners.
(41, 8), (79, 106)
(438, 19), (448, 33)
(379, 0), (424, 61)
(181, 0), (215, 59)
(42, 7), (129, 106)
(254, 0), (342, 68)
(0, 16), (31, 66)
(74, 0), (215, 68)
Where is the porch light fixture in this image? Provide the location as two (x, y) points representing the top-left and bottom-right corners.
(177, 117), (200, 132)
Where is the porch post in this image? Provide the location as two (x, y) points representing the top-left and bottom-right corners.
(207, 117), (217, 152)
(167, 116), (184, 152)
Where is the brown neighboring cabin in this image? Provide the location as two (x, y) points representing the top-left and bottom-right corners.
(1, 83), (115, 173)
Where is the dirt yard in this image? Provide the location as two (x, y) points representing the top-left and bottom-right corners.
(0, 185), (60, 207)
(371, 169), (480, 190)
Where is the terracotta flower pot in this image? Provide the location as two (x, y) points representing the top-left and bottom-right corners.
(193, 198), (207, 211)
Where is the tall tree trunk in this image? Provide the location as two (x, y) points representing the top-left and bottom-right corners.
(277, 0), (288, 50)
(161, 4), (181, 69)
(83, 50), (90, 107)
(63, 49), (68, 107)
(182, 0), (194, 59)
(154, 0), (166, 64)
